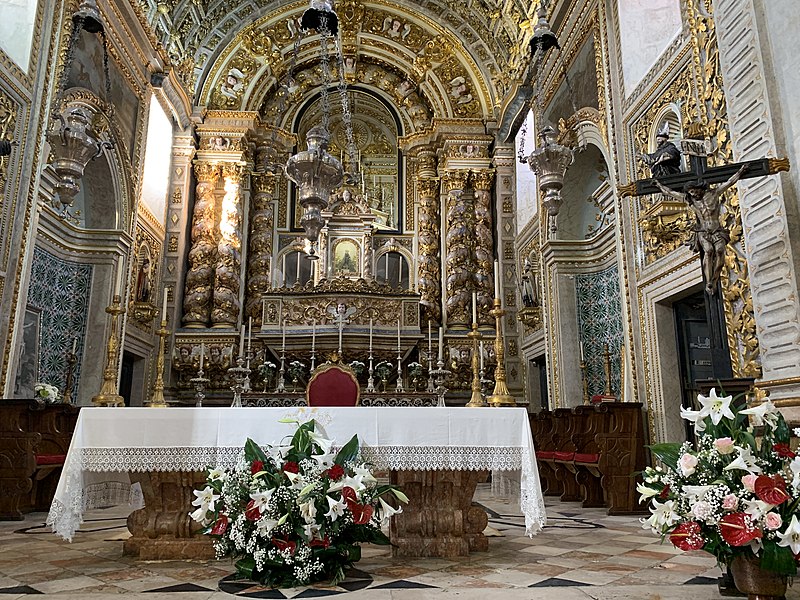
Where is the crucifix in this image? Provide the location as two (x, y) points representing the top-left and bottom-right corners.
(620, 129), (790, 380)
(327, 302), (357, 357)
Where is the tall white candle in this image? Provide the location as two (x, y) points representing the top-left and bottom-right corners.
(161, 289), (168, 322)
(397, 318), (401, 350)
(472, 292), (477, 324)
(494, 260), (501, 300)
(369, 318), (373, 351)
(199, 342), (204, 371)
(438, 327), (444, 361)
(247, 316), (253, 351)
(281, 319), (286, 352)
(115, 263), (124, 298)
(71, 337), (77, 354)
(579, 341), (585, 362)
(479, 340), (484, 371)
(311, 319), (316, 351)
(428, 319), (432, 358)
(239, 326), (245, 357)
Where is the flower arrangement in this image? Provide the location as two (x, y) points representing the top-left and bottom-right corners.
(374, 361), (393, 382)
(189, 419), (407, 588)
(287, 361), (306, 382)
(259, 361), (277, 377)
(407, 362), (425, 379)
(34, 382), (60, 403)
(641, 388), (800, 576)
(348, 361), (365, 377)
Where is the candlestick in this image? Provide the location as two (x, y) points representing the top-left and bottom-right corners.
(239, 325), (245, 357)
(472, 292), (477, 325)
(147, 317), (169, 408)
(479, 340), (484, 371)
(579, 341), (585, 362)
(114, 263), (124, 298)
(494, 260), (501, 300)
(91, 295), (125, 407)
(397, 318), (401, 350)
(427, 319), (432, 357)
(487, 298), (516, 407)
(199, 342), (204, 371)
(71, 336), (77, 354)
(247, 316), (252, 352)
(438, 326), (444, 361)
(369, 318), (373, 351)
(161, 288), (168, 321)
(465, 323), (484, 407)
(311, 319), (316, 351)
(281, 318), (286, 352)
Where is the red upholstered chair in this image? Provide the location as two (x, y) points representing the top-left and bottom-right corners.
(306, 363), (360, 407)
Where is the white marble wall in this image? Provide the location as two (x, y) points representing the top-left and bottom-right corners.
(0, 0), (37, 71)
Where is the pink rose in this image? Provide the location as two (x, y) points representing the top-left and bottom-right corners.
(714, 437), (735, 455)
(679, 453), (699, 477)
(722, 494), (738, 510)
(765, 512), (783, 531)
(742, 474), (758, 492)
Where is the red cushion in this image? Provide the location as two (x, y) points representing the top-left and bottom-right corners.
(36, 454), (66, 466)
(574, 453), (600, 464)
(307, 367), (359, 407)
(536, 451), (555, 460)
(554, 451), (575, 461)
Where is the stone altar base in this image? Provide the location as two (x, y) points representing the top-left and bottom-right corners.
(124, 471), (214, 560)
(390, 469), (489, 558)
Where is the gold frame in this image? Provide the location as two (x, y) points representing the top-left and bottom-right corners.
(306, 363), (361, 406)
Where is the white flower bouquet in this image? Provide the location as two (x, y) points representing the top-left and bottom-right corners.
(34, 382), (60, 403)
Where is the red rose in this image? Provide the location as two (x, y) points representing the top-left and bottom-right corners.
(210, 515), (229, 535)
(282, 461), (299, 474)
(272, 536), (297, 554)
(251, 460), (264, 475)
(720, 512), (763, 546)
(773, 443), (796, 459)
(310, 536), (331, 549)
(326, 464), (345, 480)
(669, 521), (705, 551)
(659, 484), (671, 500)
(244, 499), (261, 521)
(754, 474), (790, 505)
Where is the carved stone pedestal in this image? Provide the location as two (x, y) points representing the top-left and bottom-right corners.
(124, 471), (214, 560)
(389, 469), (489, 557)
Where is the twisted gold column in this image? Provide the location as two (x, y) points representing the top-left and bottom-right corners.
(245, 172), (276, 324)
(472, 169), (495, 326)
(183, 162), (219, 327)
(211, 163), (245, 327)
(443, 170), (471, 328)
(417, 177), (441, 323)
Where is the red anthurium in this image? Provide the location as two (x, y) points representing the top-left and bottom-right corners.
(659, 484), (671, 500)
(349, 502), (374, 525)
(669, 521), (705, 551)
(272, 536), (297, 554)
(210, 515), (229, 535)
(341, 486), (358, 504)
(244, 499), (260, 521)
(326, 464), (345, 480)
(773, 443), (796, 459)
(720, 512), (763, 546)
(282, 461), (299, 474)
(310, 536), (331, 549)
(754, 474), (790, 505)
(250, 460), (264, 475)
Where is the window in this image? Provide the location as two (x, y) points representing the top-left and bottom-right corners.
(376, 251), (409, 290)
(283, 251), (313, 286)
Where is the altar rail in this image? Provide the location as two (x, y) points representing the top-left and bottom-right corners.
(0, 399), (80, 519)
(241, 392), (438, 407)
(529, 402), (646, 515)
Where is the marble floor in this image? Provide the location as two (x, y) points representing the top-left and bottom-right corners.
(1, 485), (798, 599)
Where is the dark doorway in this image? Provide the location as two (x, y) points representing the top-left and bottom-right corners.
(120, 351), (136, 407)
(528, 355), (549, 411)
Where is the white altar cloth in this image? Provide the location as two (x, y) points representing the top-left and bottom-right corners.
(47, 406), (546, 541)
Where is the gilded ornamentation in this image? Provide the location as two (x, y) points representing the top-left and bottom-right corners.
(0, 90), (17, 196)
(172, 187), (182, 203)
(246, 172), (277, 324)
(416, 177), (441, 324)
(182, 162), (220, 327)
(472, 169), (495, 324)
(211, 162), (246, 327)
(638, 202), (692, 263)
(443, 170), (472, 327)
(518, 306), (543, 333)
(363, 228), (374, 281)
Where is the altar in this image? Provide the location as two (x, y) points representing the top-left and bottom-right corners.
(47, 407), (545, 559)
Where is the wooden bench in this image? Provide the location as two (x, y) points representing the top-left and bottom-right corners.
(0, 399), (79, 519)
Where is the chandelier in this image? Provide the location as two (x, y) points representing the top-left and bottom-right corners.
(284, 0), (359, 259)
(518, 1), (575, 237)
(46, 0), (113, 220)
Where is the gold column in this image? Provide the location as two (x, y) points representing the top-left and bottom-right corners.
(245, 172), (276, 324)
(442, 169), (471, 328)
(472, 169), (495, 325)
(488, 298), (516, 406)
(183, 162), (220, 327)
(92, 295), (125, 407)
(211, 163), (245, 327)
(417, 176), (442, 323)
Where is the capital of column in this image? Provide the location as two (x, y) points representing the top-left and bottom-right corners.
(417, 177), (440, 199)
(251, 171), (277, 196)
(442, 169), (470, 193)
(222, 162), (246, 183)
(471, 169), (495, 191)
(193, 161), (220, 184)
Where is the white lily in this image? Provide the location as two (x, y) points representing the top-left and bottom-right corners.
(303, 522), (321, 540)
(353, 465), (377, 487)
(636, 483), (660, 504)
(683, 485), (714, 503)
(256, 516), (279, 537)
(324, 495), (347, 522)
(266, 444), (292, 463)
(641, 499), (680, 534)
(191, 486), (220, 512)
(724, 446), (762, 474)
(308, 430), (334, 454)
(249, 489), (274, 515)
(378, 496), (403, 527)
(740, 400), (779, 427)
(790, 457), (800, 491)
(298, 498), (317, 524)
(697, 388), (735, 425)
(328, 473), (365, 494)
(312, 452), (337, 469)
(207, 467), (227, 482)
(743, 499), (774, 521)
(777, 515), (800, 555)
(680, 405), (707, 434)
(189, 505), (210, 524)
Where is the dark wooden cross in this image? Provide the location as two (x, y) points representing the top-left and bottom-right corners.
(619, 138), (790, 381)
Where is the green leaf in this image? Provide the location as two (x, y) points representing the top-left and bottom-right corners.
(761, 540), (798, 576)
(774, 413), (791, 445)
(244, 438), (268, 464)
(739, 430), (758, 453)
(335, 434), (360, 466)
(235, 556), (255, 579)
(647, 443), (682, 470)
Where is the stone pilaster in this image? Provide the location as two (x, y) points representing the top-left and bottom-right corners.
(182, 162), (220, 328)
(211, 163), (246, 328)
(246, 172), (276, 324)
(442, 169), (471, 328)
(472, 169), (495, 326)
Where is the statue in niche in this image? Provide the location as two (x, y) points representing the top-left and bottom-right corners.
(135, 256), (152, 303)
(653, 165), (747, 295)
(520, 258), (539, 308)
(637, 123), (682, 179)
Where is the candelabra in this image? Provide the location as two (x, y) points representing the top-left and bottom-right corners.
(465, 323), (485, 407)
(580, 360), (589, 405)
(275, 350), (286, 393)
(91, 294), (125, 407)
(190, 368), (210, 407)
(479, 365), (492, 402)
(146, 318), (169, 407)
(366, 349), (376, 393)
(430, 358), (451, 407)
(395, 349), (404, 393)
(62, 349), (77, 405)
(228, 354), (251, 408)
(488, 297), (516, 407)
(310, 348), (317, 372)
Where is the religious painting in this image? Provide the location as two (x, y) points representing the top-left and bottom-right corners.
(13, 307), (40, 398)
(332, 239), (360, 276)
(542, 33), (599, 126)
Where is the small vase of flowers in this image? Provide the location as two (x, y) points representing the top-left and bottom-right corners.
(287, 361), (306, 392)
(189, 418), (407, 588)
(407, 362), (424, 390)
(259, 361), (277, 392)
(373, 361), (393, 392)
(34, 382), (60, 404)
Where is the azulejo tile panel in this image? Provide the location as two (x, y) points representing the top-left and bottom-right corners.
(575, 265), (623, 397)
(26, 246), (93, 397)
